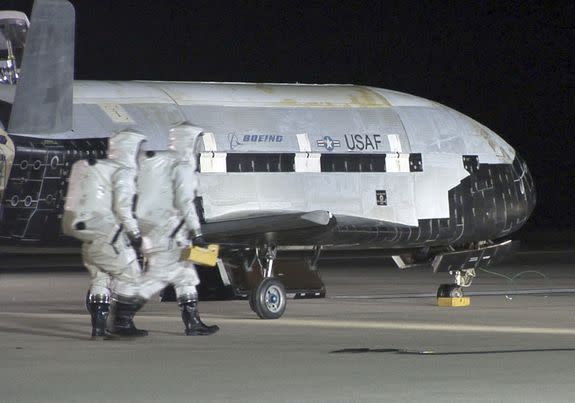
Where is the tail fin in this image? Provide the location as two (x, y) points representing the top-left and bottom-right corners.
(8, 0), (74, 135)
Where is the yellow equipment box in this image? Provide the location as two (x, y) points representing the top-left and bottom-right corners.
(185, 244), (220, 267)
(437, 297), (470, 307)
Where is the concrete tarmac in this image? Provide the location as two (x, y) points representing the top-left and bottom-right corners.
(1, 250), (575, 402)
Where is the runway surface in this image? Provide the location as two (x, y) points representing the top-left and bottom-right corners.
(1, 249), (575, 402)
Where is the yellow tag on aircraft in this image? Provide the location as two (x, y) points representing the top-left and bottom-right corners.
(185, 244), (220, 267)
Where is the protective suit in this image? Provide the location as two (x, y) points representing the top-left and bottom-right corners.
(137, 124), (219, 336)
(63, 130), (147, 338)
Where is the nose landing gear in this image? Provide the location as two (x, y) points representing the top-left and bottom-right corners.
(249, 244), (287, 319)
(250, 277), (287, 319)
(436, 269), (475, 299)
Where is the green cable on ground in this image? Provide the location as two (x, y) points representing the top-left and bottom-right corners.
(478, 268), (552, 300)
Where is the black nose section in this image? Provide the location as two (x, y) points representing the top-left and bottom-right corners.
(490, 153), (536, 238)
(456, 153), (536, 241)
(510, 153), (536, 227)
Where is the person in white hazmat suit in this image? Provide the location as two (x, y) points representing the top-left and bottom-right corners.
(137, 124), (219, 336)
(62, 130), (148, 339)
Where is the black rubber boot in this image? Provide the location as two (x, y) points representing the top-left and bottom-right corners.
(89, 302), (110, 339)
(180, 300), (219, 336)
(108, 297), (148, 337)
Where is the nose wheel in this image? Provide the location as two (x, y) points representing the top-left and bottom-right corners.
(250, 277), (287, 319)
(437, 283), (464, 298)
(437, 269), (475, 298)
(249, 244), (288, 319)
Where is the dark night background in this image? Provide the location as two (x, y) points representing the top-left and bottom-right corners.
(3, 0), (574, 233)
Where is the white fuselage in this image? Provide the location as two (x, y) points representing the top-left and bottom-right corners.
(0, 81), (534, 245)
(3, 81), (516, 225)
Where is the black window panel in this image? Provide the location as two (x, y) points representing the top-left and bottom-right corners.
(462, 155), (479, 174)
(365, 154), (386, 172)
(321, 154), (386, 172)
(226, 153), (295, 173)
(409, 153), (423, 172)
(252, 155), (267, 172)
(226, 154), (241, 172)
(268, 155), (281, 172)
(321, 154), (345, 172)
(357, 155), (370, 172)
(345, 155), (360, 172)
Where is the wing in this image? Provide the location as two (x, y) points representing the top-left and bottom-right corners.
(202, 210), (335, 245)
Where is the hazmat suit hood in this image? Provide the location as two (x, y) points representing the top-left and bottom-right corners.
(107, 130), (147, 169)
(168, 124), (203, 167)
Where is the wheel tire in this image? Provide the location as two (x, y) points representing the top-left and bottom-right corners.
(437, 283), (464, 298)
(252, 278), (287, 319)
(448, 285), (464, 298)
(437, 284), (451, 298)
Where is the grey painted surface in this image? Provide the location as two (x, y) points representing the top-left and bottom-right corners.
(9, 0), (74, 135)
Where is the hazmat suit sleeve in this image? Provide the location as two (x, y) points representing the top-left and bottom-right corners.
(172, 162), (202, 234)
(112, 166), (140, 236)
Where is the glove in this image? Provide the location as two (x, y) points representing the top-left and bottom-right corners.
(127, 231), (143, 249)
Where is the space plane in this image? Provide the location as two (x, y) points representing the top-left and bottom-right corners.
(0, 0), (535, 319)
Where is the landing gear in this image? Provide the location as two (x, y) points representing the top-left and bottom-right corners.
(437, 268), (475, 298)
(249, 244), (287, 319)
(250, 277), (286, 319)
(437, 284), (463, 298)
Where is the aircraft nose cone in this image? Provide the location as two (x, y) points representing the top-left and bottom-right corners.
(510, 153), (536, 228)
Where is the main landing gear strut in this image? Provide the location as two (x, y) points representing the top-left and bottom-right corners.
(249, 244), (287, 319)
(437, 269), (476, 298)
